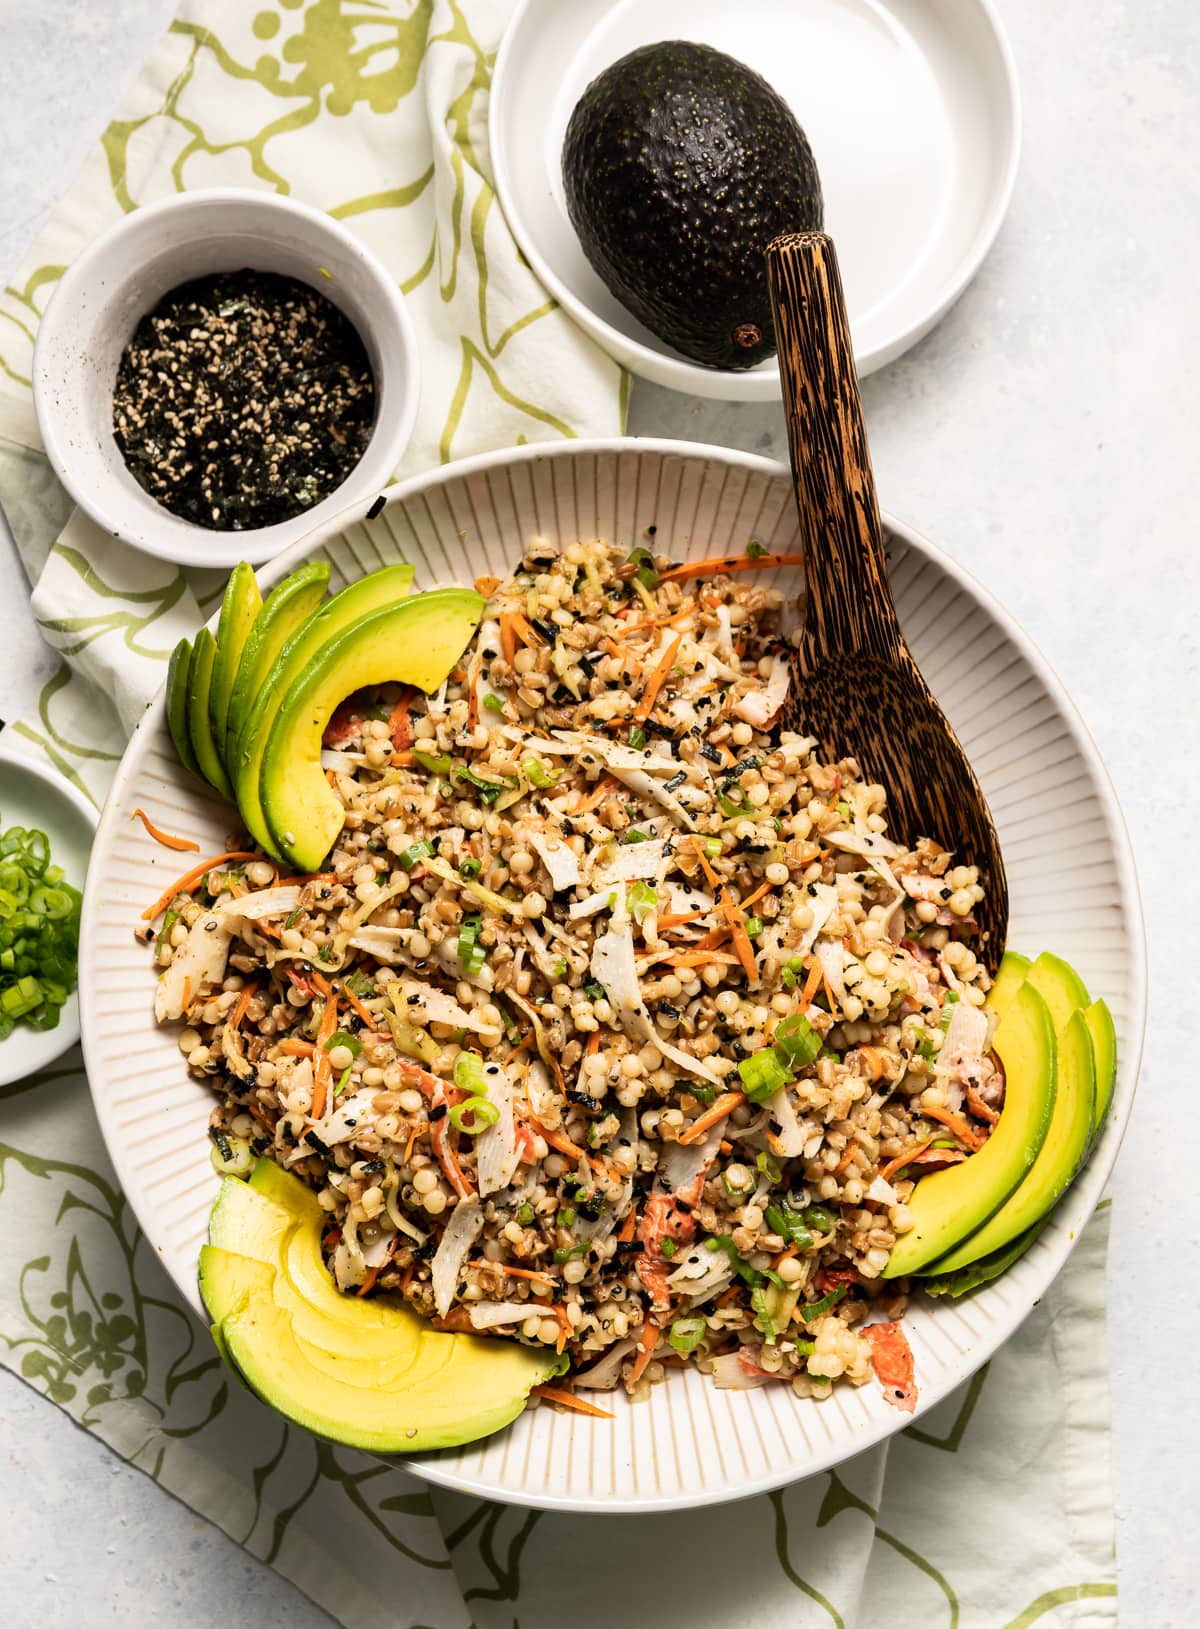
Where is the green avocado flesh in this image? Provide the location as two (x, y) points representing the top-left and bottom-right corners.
(883, 982), (1057, 1279)
(166, 638), (202, 782)
(209, 563), (262, 766)
(1024, 951), (1090, 1035)
(984, 950), (1030, 1022)
(927, 1010), (1094, 1274)
(1084, 999), (1117, 1134)
(224, 561), (330, 774)
(260, 587), (484, 872)
(921, 1220), (1048, 1300)
(231, 563), (415, 857)
(186, 629), (233, 798)
(199, 1160), (558, 1453)
(562, 41), (823, 369)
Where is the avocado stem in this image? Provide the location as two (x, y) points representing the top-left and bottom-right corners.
(733, 323), (763, 350)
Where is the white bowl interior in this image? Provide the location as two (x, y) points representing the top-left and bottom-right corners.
(491, 0), (1019, 396)
(33, 191), (418, 567)
(80, 441), (1143, 1511)
(0, 748), (96, 1084)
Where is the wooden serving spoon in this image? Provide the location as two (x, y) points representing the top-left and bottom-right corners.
(765, 230), (1008, 972)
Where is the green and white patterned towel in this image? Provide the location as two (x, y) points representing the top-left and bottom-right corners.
(0, 4), (1117, 1624)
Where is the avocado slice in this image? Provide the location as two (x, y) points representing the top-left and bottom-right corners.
(1024, 951), (1090, 1035)
(985, 950), (1031, 1022)
(1084, 999), (1117, 1135)
(224, 561), (330, 772)
(200, 1162), (559, 1453)
(209, 563), (262, 766)
(165, 637), (202, 782)
(260, 587), (484, 872)
(562, 41), (823, 369)
(926, 1010), (1094, 1275)
(230, 563), (415, 857)
(922, 1219), (1048, 1300)
(882, 982), (1057, 1279)
(186, 629), (234, 798)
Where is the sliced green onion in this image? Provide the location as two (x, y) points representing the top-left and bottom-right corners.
(799, 1205), (836, 1234)
(522, 756), (559, 788)
(799, 1283), (849, 1323)
(449, 1096), (499, 1135)
(325, 1029), (362, 1057)
(559, 1206), (577, 1227)
(756, 1151), (783, 1185)
(459, 857), (482, 880)
(626, 545), (659, 589)
(629, 881), (658, 926)
(744, 915), (763, 940)
(660, 1237), (676, 1258)
(517, 1202), (535, 1225)
(457, 915), (487, 976)
(722, 1169), (754, 1200)
(344, 970), (376, 1000)
(737, 1049), (793, 1103)
(453, 1051), (485, 1095)
(398, 839), (434, 871)
(622, 828), (651, 845)
(551, 958), (569, 980)
(751, 1283), (777, 1343)
(746, 539), (768, 559)
(483, 693), (505, 714)
(334, 1065), (353, 1097)
(764, 1203), (814, 1251)
(667, 1317), (707, 1355)
(413, 748), (453, 775)
(719, 791), (751, 819)
(702, 836), (723, 858)
(554, 1243), (588, 1263)
(628, 724), (647, 751)
(773, 1013), (822, 1069)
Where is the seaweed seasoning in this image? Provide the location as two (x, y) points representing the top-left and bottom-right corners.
(112, 269), (376, 531)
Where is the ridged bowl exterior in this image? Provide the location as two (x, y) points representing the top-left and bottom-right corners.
(80, 440), (1144, 1512)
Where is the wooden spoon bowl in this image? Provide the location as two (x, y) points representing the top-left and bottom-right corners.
(765, 231), (1008, 970)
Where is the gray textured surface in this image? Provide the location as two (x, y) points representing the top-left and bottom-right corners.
(0, 0), (1197, 1624)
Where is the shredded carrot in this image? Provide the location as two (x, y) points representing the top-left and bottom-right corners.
(692, 841), (757, 981)
(357, 1261), (385, 1298)
(310, 989), (340, 1121)
(858, 1045), (888, 1082)
(342, 985), (380, 1032)
(553, 1302), (571, 1353)
(655, 910), (708, 931)
(586, 1030), (602, 1055)
(878, 1140), (933, 1184)
(690, 926), (732, 952)
(475, 575), (501, 597)
(657, 551), (807, 586)
(141, 851), (262, 920)
(279, 1039), (316, 1057)
(499, 612), (518, 666)
(821, 966), (840, 1015)
(465, 649), (483, 731)
(834, 1143), (858, 1176)
(131, 809), (199, 852)
(678, 1090), (747, 1146)
(716, 1286), (741, 1308)
(574, 774), (618, 814)
(738, 880), (773, 913)
(719, 1138), (733, 1155)
(325, 769), (339, 789)
(390, 750), (415, 767)
(503, 1040), (531, 1067)
(617, 1205), (639, 1244)
(966, 1085), (1000, 1125)
(921, 1102), (986, 1152)
(402, 1123), (419, 1164)
(633, 633), (683, 725)
(472, 1263), (556, 1285)
(532, 1386), (614, 1420)
(228, 980), (258, 1033)
(629, 602), (697, 633)
(667, 950), (740, 969)
(773, 1243), (799, 1271)
(307, 970), (334, 999)
(629, 1322), (661, 1386)
(801, 960), (823, 1006)
(509, 610), (544, 650)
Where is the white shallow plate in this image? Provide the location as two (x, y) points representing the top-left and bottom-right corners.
(490, 0), (1021, 396)
(80, 440), (1144, 1512)
(0, 742), (96, 1084)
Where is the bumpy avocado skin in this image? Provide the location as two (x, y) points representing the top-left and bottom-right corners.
(562, 41), (823, 369)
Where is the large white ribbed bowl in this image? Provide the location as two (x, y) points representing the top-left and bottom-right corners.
(80, 440), (1145, 1512)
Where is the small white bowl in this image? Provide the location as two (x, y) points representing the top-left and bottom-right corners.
(33, 189), (420, 567)
(491, 0), (1022, 397)
(0, 741), (97, 1085)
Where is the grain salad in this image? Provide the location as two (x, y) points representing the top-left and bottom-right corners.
(146, 536), (1002, 1406)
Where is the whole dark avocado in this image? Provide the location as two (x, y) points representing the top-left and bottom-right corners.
(562, 41), (823, 370)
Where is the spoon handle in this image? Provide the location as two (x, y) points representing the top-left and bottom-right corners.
(766, 231), (904, 662)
